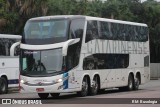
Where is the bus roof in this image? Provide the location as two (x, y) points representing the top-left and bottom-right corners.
(0, 34), (22, 39)
(29, 15), (147, 27)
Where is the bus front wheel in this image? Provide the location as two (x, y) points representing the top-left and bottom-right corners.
(38, 93), (49, 99)
(77, 77), (89, 97)
(0, 77), (8, 94)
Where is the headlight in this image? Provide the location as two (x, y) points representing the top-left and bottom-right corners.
(54, 78), (63, 84)
(20, 80), (25, 84)
(20, 79), (27, 84)
(57, 78), (63, 83)
(54, 76), (69, 84)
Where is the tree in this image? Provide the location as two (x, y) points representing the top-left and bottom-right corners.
(0, 0), (49, 34)
(19, 0), (48, 17)
(87, 0), (103, 17)
(142, 0), (160, 62)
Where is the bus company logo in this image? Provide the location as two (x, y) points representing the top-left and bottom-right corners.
(85, 40), (148, 54)
(34, 79), (48, 83)
(2, 99), (12, 104)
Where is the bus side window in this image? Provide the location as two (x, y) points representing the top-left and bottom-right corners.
(99, 21), (110, 39)
(0, 39), (6, 56)
(83, 54), (129, 70)
(85, 20), (98, 43)
(139, 26), (148, 42)
(0, 38), (20, 56)
(67, 19), (85, 70)
(14, 45), (20, 56)
(0, 38), (12, 56)
(70, 19), (85, 39)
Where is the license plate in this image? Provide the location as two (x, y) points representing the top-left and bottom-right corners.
(36, 88), (44, 92)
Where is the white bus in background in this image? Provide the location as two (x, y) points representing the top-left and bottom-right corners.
(0, 34), (21, 94)
(20, 15), (150, 99)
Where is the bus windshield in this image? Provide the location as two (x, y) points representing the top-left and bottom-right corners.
(21, 48), (63, 76)
(23, 19), (68, 44)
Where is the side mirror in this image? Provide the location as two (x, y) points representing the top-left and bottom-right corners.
(62, 38), (80, 56)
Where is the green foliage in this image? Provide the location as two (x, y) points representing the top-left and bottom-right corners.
(0, 0), (6, 17)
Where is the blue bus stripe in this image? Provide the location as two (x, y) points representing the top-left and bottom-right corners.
(8, 79), (19, 84)
(63, 73), (68, 89)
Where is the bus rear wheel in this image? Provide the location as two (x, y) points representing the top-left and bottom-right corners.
(127, 74), (134, 91)
(50, 93), (60, 98)
(134, 75), (140, 90)
(38, 93), (49, 99)
(77, 77), (89, 97)
(90, 76), (99, 95)
(0, 77), (8, 94)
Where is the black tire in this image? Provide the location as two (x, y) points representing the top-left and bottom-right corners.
(0, 77), (8, 94)
(98, 89), (106, 94)
(50, 93), (60, 98)
(134, 75), (140, 90)
(90, 76), (99, 95)
(38, 93), (49, 99)
(77, 77), (89, 97)
(119, 87), (127, 91)
(127, 74), (134, 91)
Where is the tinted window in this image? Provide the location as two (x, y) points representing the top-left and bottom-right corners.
(69, 19), (85, 39)
(144, 55), (149, 67)
(85, 20), (99, 43)
(98, 21), (148, 42)
(0, 38), (19, 56)
(21, 49), (63, 76)
(67, 19), (85, 70)
(25, 20), (68, 39)
(14, 45), (20, 56)
(67, 42), (81, 70)
(83, 54), (129, 70)
(0, 39), (6, 56)
(23, 19), (69, 45)
(100, 21), (112, 39)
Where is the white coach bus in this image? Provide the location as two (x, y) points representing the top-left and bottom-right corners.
(19, 15), (150, 98)
(0, 34), (21, 94)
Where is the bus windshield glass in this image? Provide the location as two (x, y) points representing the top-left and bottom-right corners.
(21, 48), (63, 76)
(23, 19), (68, 44)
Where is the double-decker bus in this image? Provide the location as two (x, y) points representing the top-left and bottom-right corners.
(0, 34), (21, 94)
(19, 15), (150, 98)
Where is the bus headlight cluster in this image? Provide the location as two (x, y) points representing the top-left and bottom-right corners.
(55, 76), (68, 84)
(20, 79), (27, 84)
(54, 78), (63, 84)
(57, 78), (63, 83)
